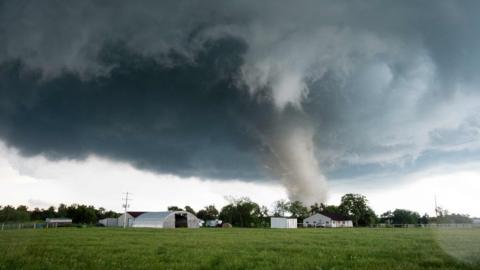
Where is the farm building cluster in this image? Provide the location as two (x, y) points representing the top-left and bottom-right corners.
(97, 210), (352, 229)
(100, 211), (202, 228)
(271, 213), (353, 229)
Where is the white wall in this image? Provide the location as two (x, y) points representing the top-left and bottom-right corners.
(303, 213), (331, 227)
(304, 214), (353, 228)
(117, 213), (134, 227)
(271, 217), (297, 228)
(99, 218), (118, 227)
(286, 218), (297, 228)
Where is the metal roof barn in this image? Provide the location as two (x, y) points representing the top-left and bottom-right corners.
(132, 211), (200, 228)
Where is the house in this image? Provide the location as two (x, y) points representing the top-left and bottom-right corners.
(132, 211), (201, 228)
(270, 217), (297, 228)
(303, 213), (353, 228)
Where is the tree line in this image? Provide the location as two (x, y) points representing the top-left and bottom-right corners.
(170, 194), (473, 227)
(1, 193), (473, 226)
(0, 204), (118, 224)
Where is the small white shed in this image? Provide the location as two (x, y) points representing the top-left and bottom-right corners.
(271, 217), (297, 229)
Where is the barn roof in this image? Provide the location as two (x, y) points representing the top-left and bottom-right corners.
(320, 212), (350, 221)
(127, 211), (146, 218)
(135, 211), (173, 220)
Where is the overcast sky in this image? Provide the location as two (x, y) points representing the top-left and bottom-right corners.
(1, 1), (479, 216)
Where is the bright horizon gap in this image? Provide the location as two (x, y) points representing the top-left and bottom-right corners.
(1, 142), (479, 217)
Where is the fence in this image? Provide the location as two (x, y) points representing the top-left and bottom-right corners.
(371, 223), (480, 228)
(0, 222), (67, 231)
(296, 223), (479, 229)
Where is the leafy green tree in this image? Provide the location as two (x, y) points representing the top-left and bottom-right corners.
(196, 205), (219, 221)
(434, 213), (472, 224)
(167, 206), (183, 211)
(380, 211), (394, 224)
(57, 204), (68, 217)
(196, 209), (208, 221)
(184, 206), (196, 215)
(420, 213), (429, 224)
(45, 206), (56, 218)
(30, 208), (45, 221)
(392, 209), (420, 224)
(288, 201), (309, 220)
(66, 204), (97, 224)
(324, 205), (341, 214)
(219, 197), (263, 227)
(339, 194), (377, 226)
(0, 205), (17, 222)
(273, 200), (290, 217)
(204, 205), (219, 219)
(15, 206), (30, 222)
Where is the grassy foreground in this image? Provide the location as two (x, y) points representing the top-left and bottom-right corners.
(0, 227), (479, 270)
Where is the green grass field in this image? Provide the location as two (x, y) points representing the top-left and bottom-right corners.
(1, 228), (479, 270)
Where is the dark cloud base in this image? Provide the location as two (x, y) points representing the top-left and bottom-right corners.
(0, 37), (277, 180)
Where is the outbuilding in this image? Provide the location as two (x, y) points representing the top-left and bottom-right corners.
(270, 217), (297, 228)
(99, 218), (118, 227)
(45, 218), (72, 225)
(117, 211), (145, 227)
(303, 213), (353, 228)
(132, 211), (201, 228)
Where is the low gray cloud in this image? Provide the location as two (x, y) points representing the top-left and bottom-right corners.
(1, 0), (480, 203)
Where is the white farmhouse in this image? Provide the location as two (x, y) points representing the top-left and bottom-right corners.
(270, 217), (298, 228)
(303, 213), (353, 228)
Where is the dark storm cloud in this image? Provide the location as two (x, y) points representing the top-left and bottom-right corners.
(1, 0), (480, 196)
(0, 38), (276, 180)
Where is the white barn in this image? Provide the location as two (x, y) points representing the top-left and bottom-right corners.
(131, 211), (201, 228)
(99, 218), (118, 227)
(117, 211), (145, 227)
(271, 217), (298, 228)
(303, 213), (353, 228)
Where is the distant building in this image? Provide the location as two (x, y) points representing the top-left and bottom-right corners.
(270, 217), (298, 229)
(473, 218), (480, 225)
(117, 211), (145, 228)
(99, 218), (118, 227)
(116, 211), (201, 228)
(303, 213), (353, 228)
(45, 218), (72, 225)
(205, 219), (222, 227)
(132, 211), (200, 228)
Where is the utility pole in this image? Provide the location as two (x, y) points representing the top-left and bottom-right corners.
(122, 192), (132, 228)
(434, 194), (440, 218)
